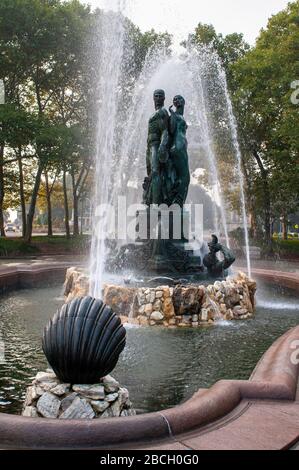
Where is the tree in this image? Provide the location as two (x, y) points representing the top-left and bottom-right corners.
(0, 0), (91, 242)
(231, 0), (299, 247)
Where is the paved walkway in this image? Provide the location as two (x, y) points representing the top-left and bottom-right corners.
(0, 255), (86, 268)
(235, 258), (299, 273)
(136, 400), (299, 450)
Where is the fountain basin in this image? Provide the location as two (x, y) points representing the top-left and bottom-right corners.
(0, 263), (298, 449)
(0, 324), (298, 450)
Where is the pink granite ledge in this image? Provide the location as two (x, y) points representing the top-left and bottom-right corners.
(0, 263), (73, 292)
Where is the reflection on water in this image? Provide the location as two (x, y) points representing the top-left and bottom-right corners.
(0, 282), (298, 415)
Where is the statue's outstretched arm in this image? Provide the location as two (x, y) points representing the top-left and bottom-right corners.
(220, 245), (236, 270)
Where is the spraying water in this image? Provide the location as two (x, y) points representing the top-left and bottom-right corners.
(216, 64), (252, 277)
(89, 2), (251, 297)
(89, 7), (126, 297)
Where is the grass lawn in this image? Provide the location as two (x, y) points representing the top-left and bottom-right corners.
(274, 239), (299, 256)
(0, 235), (91, 256)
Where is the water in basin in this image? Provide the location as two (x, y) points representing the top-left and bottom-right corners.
(0, 282), (298, 415)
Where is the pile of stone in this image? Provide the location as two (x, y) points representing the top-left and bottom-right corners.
(104, 272), (256, 327)
(64, 267), (90, 303)
(22, 370), (135, 420)
(64, 268), (256, 328)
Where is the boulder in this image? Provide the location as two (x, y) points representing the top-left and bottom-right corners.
(37, 392), (61, 419)
(72, 384), (105, 400)
(150, 311), (164, 322)
(103, 375), (120, 393)
(173, 286), (204, 315)
(162, 297), (175, 319)
(59, 397), (95, 420)
(103, 285), (137, 317)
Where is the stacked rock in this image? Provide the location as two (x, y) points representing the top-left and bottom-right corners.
(103, 273), (256, 327)
(22, 370), (135, 420)
(63, 268), (257, 328)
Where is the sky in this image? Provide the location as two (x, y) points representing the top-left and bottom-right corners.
(86, 0), (291, 46)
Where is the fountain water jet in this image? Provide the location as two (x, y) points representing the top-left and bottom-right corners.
(89, 8), (251, 297)
(90, 8), (126, 297)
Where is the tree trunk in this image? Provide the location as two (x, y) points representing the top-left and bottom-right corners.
(71, 170), (79, 236)
(0, 144), (6, 237)
(253, 150), (272, 249)
(282, 215), (288, 241)
(17, 147), (27, 238)
(63, 170), (70, 239)
(249, 211), (258, 239)
(45, 171), (53, 237)
(25, 162), (44, 243)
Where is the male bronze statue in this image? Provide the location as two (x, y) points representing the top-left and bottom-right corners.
(143, 91), (190, 209)
(110, 90), (236, 279)
(143, 89), (170, 206)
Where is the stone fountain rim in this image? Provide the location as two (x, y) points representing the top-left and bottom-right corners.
(0, 263), (298, 450)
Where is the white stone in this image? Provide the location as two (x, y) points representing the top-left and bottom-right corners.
(110, 399), (121, 417)
(121, 408), (136, 417)
(153, 300), (162, 310)
(201, 309), (208, 322)
(61, 392), (78, 412)
(149, 291), (156, 303)
(155, 291), (163, 299)
(35, 372), (58, 383)
(118, 387), (129, 405)
(25, 386), (38, 406)
(51, 384), (70, 396)
(23, 406), (38, 418)
(150, 311), (164, 322)
(59, 397), (95, 420)
(72, 384), (105, 400)
(37, 392), (61, 419)
(39, 381), (59, 392)
(91, 400), (110, 413)
(214, 281), (223, 291)
(36, 386), (44, 396)
(138, 305), (145, 315)
(103, 375), (120, 393)
(144, 303), (153, 315)
(100, 407), (115, 419)
(105, 392), (118, 403)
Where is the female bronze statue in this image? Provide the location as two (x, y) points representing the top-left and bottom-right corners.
(169, 95), (190, 207)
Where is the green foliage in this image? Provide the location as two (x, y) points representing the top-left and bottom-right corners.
(0, 238), (39, 256)
(184, 3), (299, 249)
(274, 239), (299, 255)
(0, 234), (90, 256)
(185, 22), (250, 80)
(231, 1), (299, 238)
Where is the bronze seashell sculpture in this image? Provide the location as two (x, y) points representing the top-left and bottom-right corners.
(42, 296), (126, 384)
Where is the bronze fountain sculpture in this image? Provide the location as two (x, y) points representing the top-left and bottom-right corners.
(110, 89), (235, 280)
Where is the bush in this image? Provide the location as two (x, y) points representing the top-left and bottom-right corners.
(0, 238), (39, 256)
